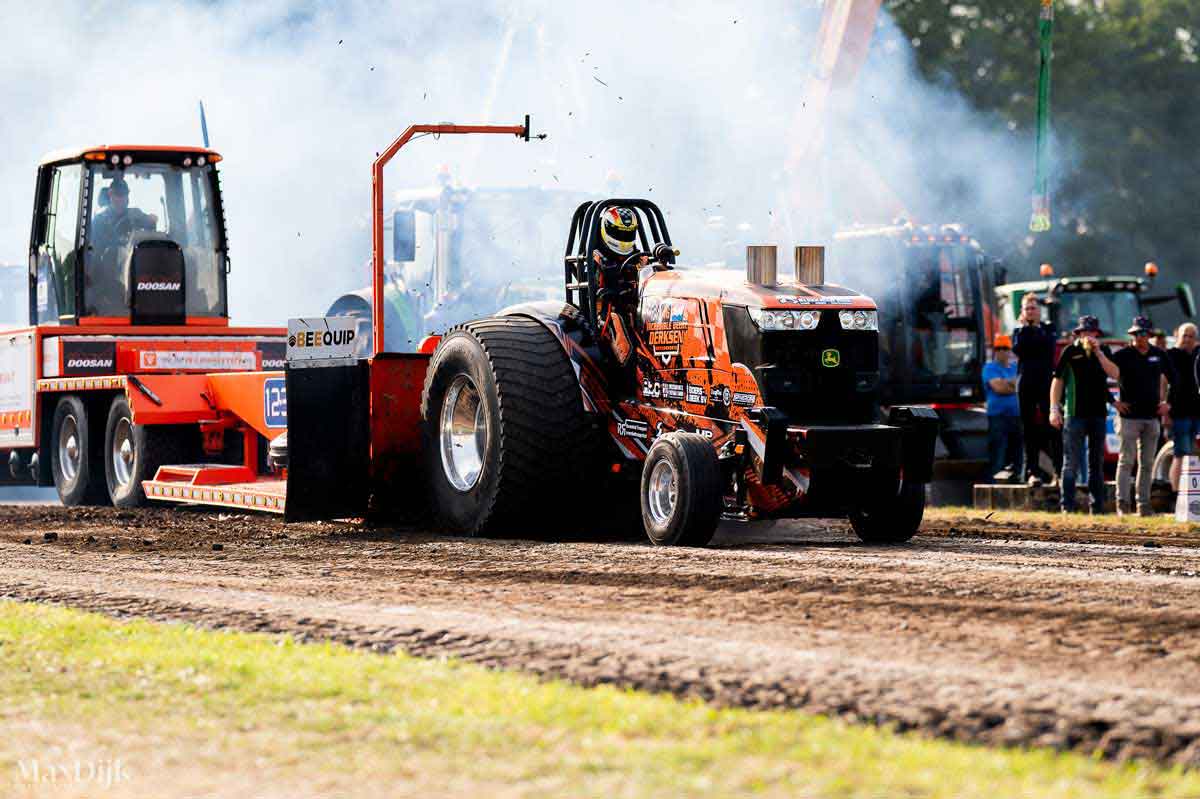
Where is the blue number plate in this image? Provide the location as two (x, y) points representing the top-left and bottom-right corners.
(263, 377), (287, 429)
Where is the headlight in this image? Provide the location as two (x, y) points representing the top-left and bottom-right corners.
(797, 310), (820, 330)
(839, 309), (877, 331)
(748, 308), (823, 331)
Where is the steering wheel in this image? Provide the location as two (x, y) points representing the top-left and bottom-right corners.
(622, 242), (677, 270)
(620, 250), (648, 270)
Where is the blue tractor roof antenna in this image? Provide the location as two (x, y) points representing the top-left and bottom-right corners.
(199, 101), (210, 148)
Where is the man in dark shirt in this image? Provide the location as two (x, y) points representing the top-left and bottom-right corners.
(1167, 323), (1200, 490)
(1051, 315), (1119, 512)
(88, 177), (159, 314)
(1110, 315), (1175, 516)
(1011, 292), (1059, 485)
(90, 177), (157, 250)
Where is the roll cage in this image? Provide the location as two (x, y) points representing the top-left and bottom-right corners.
(563, 199), (676, 331)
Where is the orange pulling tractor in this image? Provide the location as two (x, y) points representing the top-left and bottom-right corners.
(157, 118), (937, 546)
(11, 119), (936, 546)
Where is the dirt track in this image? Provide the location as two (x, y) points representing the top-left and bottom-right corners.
(1, 505), (1199, 766)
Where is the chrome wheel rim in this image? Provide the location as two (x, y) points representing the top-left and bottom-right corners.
(647, 459), (678, 527)
(58, 414), (81, 483)
(439, 375), (486, 492)
(111, 417), (135, 489)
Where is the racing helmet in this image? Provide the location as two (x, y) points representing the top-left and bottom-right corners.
(600, 207), (638, 257)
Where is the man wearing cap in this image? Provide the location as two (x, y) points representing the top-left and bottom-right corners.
(87, 177), (159, 313)
(1012, 292), (1060, 485)
(1051, 315), (1119, 513)
(1167, 323), (1200, 491)
(983, 334), (1023, 481)
(1110, 316), (1176, 516)
(90, 177), (157, 252)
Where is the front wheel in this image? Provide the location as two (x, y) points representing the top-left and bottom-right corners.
(849, 479), (925, 545)
(104, 397), (195, 507)
(640, 432), (723, 546)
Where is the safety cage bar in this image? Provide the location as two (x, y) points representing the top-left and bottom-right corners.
(563, 199), (675, 331)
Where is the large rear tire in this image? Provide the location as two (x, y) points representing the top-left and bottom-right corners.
(50, 395), (107, 506)
(420, 316), (598, 537)
(640, 432), (723, 547)
(104, 396), (196, 508)
(849, 478), (925, 544)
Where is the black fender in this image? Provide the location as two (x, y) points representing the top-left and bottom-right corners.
(496, 302), (612, 415)
(495, 300), (576, 327)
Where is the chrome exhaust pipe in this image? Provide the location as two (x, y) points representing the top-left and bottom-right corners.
(746, 245), (778, 286)
(795, 245), (825, 285)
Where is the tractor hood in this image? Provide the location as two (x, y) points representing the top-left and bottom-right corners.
(641, 268), (877, 311)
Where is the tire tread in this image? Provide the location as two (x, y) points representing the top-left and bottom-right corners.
(421, 316), (601, 535)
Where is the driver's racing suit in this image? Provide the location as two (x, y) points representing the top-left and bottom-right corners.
(593, 249), (645, 369)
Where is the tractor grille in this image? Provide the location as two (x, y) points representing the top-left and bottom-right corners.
(757, 313), (879, 425)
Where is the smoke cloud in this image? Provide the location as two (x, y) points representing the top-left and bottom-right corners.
(0, 0), (1034, 324)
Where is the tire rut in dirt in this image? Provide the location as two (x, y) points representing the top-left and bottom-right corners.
(6, 507), (1200, 765)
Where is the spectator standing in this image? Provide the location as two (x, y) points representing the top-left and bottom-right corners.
(1011, 292), (1060, 485)
(983, 335), (1023, 481)
(1167, 323), (1200, 490)
(1051, 315), (1119, 513)
(1110, 316), (1175, 516)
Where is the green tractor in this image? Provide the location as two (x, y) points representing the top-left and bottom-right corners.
(326, 183), (592, 354)
(994, 264), (1195, 347)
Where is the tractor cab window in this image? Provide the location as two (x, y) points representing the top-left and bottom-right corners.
(395, 208), (436, 292)
(84, 163), (225, 319)
(1054, 290), (1139, 341)
(910, 247), (979, 380)
(393, 189), (587, 340)
(35, 164), (83, 324)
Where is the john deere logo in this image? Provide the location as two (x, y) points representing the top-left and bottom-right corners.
(821, 349), (841, 368)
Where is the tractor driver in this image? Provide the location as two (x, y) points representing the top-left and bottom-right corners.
(87, 177), (159, 313)
(593, 207), (648, 368)
(91, 177), (158, 251)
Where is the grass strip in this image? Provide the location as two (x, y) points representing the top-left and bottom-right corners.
(0, 600), (1196, 797)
